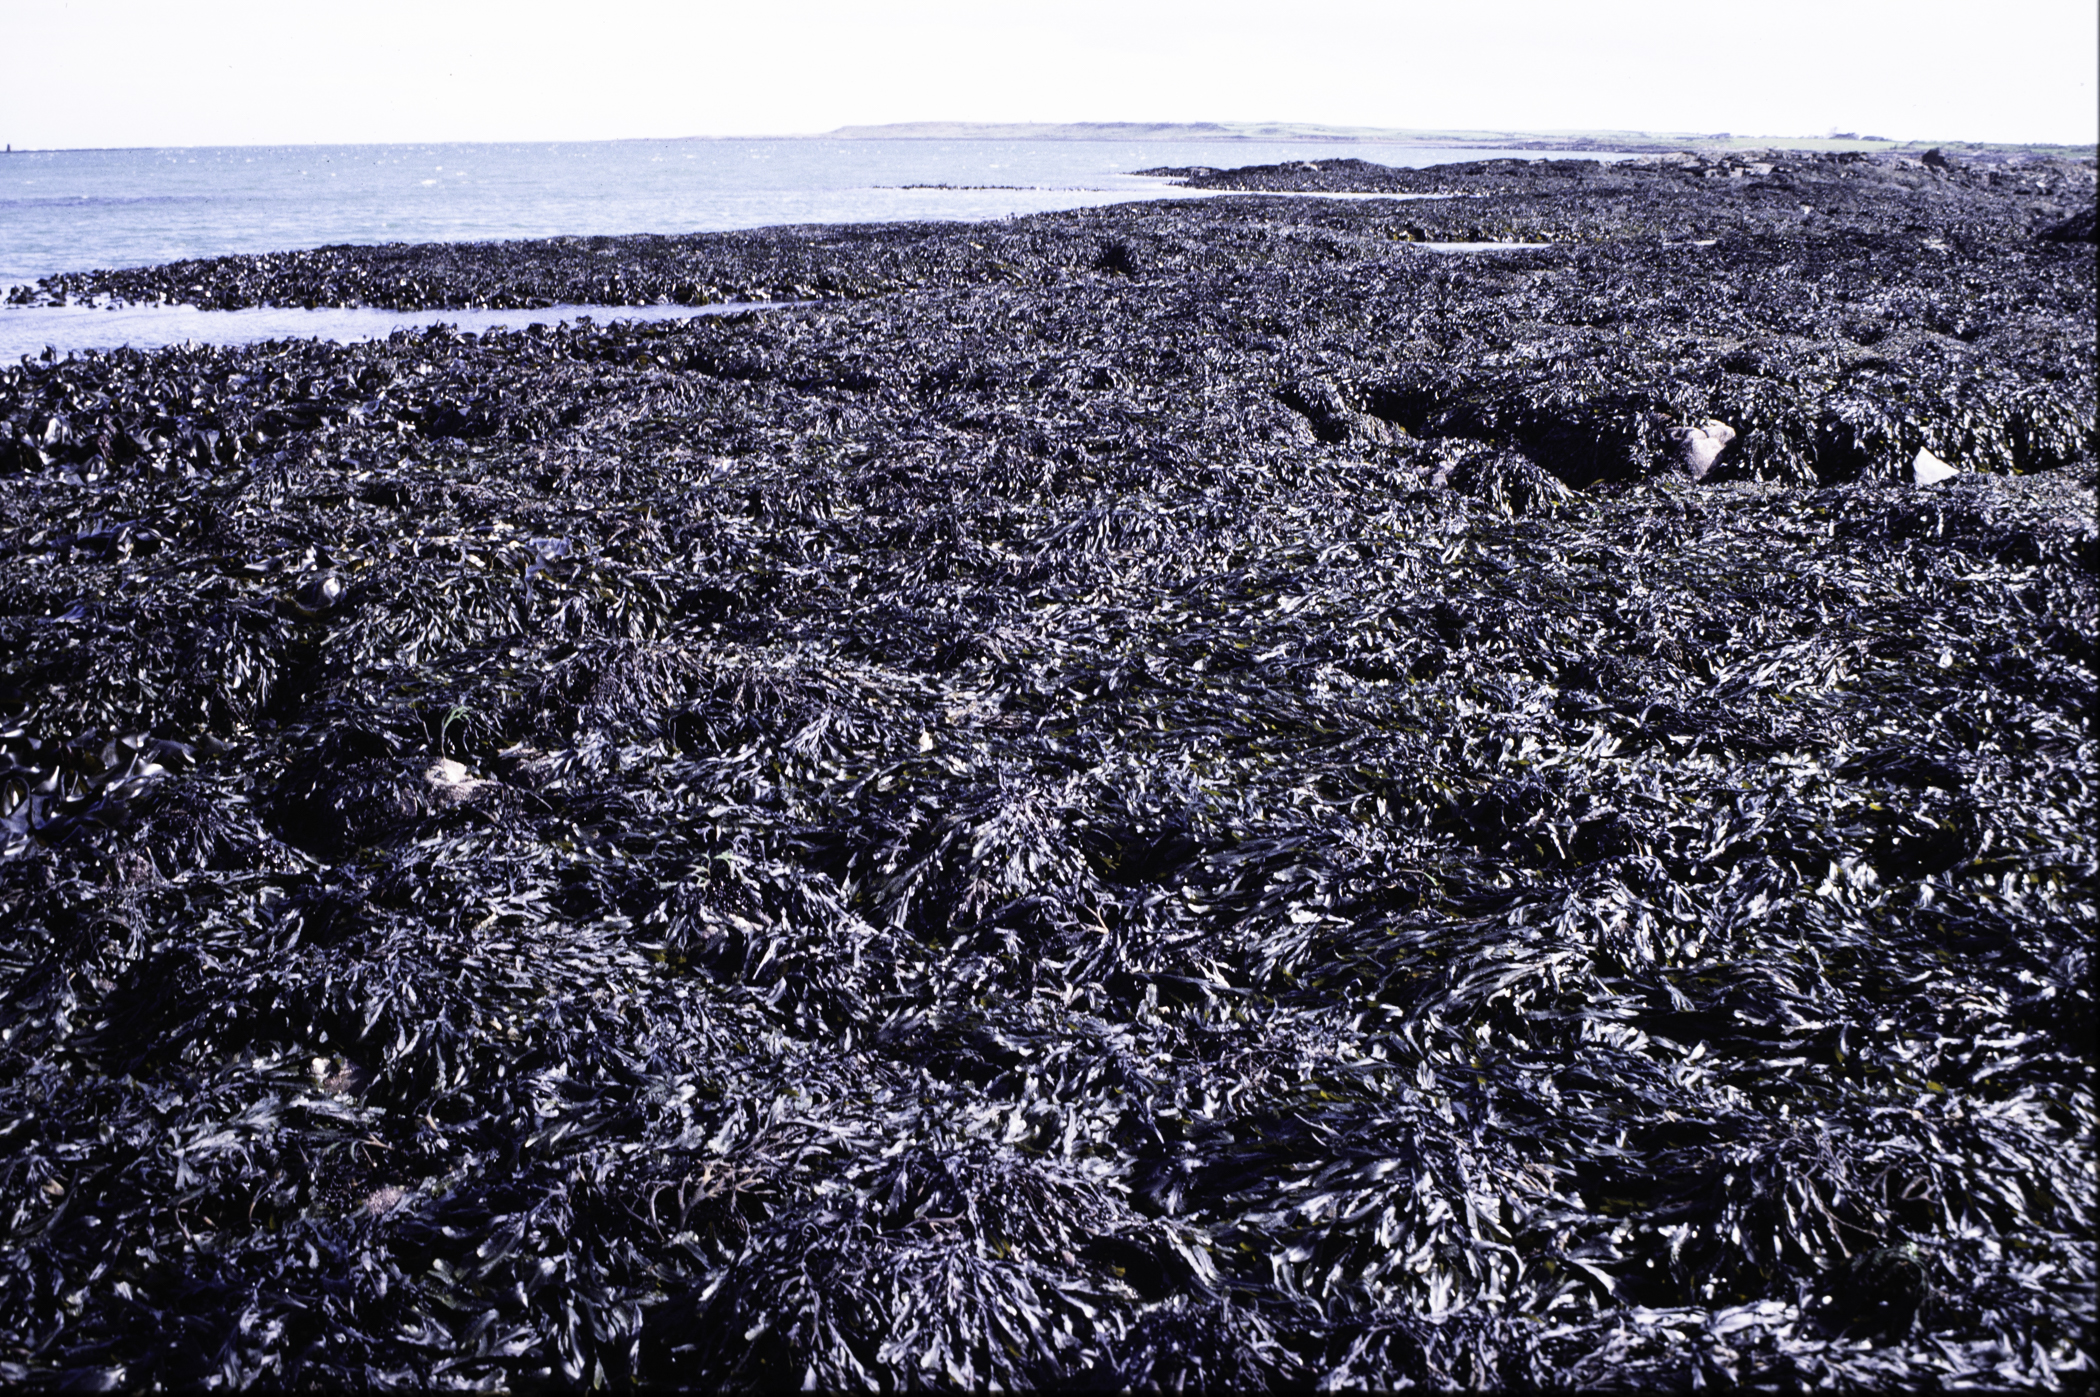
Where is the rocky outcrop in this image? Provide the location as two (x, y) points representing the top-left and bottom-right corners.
(1667, 419), (1738, 480)
(1912, 446), (1960, 485)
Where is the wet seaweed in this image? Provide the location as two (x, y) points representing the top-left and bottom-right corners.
(0, 152), (2093, 1389)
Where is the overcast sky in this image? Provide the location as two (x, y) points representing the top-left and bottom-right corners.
(4, 0), (2094, 149)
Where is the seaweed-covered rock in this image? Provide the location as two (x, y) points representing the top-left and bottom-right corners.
(0, 155), (2092, 1389)
(1282, 377), (1395, 446)
(1440, 446), (1574, 514)
(2038, 205), (2097, 242)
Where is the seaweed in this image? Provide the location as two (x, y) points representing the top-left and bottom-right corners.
(0, 152), (2093, 1389)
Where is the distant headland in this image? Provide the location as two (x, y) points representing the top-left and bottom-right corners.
(812, 119), (2091, 159)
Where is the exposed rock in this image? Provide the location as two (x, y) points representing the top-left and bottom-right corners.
(1666, 418), (1738, 479)
(1913, 446), (1959, 485)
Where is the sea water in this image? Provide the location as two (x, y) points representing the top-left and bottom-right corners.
(0, 301), (802, 363)
(1, 138), (1613, 356)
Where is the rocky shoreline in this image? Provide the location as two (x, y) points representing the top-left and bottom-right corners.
(0, 152), (2093, 1388)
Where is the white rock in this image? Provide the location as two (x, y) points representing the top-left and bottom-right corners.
(426, 757), (487, 805)
(1667, 419), (1737, 480)
(1912, 448), (1958, 485)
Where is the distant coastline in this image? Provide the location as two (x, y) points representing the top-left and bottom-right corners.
(811, 119), (2094, 159)
(7, 124), (2092, 159)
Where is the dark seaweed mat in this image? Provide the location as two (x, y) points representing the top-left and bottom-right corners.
(0, 158), (2094, 1391)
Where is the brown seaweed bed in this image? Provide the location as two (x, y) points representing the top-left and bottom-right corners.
(0, 151), (2094, 1389)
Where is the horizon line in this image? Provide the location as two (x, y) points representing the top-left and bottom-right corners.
(4, 120), (2094, 156)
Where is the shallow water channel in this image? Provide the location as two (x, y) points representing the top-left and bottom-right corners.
(0, 300), (779, 360)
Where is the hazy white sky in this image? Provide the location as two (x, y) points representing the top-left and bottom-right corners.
(3, 0), (2094, 149)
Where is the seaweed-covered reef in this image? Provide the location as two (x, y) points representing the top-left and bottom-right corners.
(0, 153), (2094, 1389)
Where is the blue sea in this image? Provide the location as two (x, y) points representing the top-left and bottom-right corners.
(2, 138), (1610, 357)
